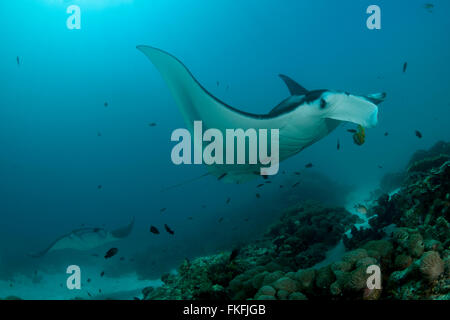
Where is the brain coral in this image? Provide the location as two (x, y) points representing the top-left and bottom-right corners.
(255, 285), (276, 299)
(295, 269), (316, 292)
(272, 276), (298, 293)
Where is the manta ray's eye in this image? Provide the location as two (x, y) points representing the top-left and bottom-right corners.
(320, 98), (327, 109)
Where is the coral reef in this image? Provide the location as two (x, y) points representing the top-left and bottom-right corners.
(407, 141), (450, 170)
(142, 143), (450, 301)
(380, 172), (406, 193)
(265, 201), (361, 269)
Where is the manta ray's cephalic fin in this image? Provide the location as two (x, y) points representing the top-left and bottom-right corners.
(364, 92), (387, 105)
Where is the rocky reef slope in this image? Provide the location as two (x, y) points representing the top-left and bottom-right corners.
(143, 142), (450, 300)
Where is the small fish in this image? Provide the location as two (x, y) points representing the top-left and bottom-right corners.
(305, 163), (313, 168)
(337, 139), (340, 150)
(354, 204), (368, 215)
(120, 257), (125, 261)
(279, 185), (283, 188)
(148, 122), (156, 127)
(91, 253), (99, 257)
(384, 132), (389, 136)
(16, 56), (20, 66)
(164, 224), (175, 235)
(218, 217), (224, 223)
(415, 130), (423, 138)
(217, 173), (227, 180)
(87, 278), (91, 283)
(244, 218), (249, 222)
(262, 175), (268, 180)
(150, 226), (160, 234)
(87, 292), (92, 297)
(226, 197), (231, 204)
(187, 216), (193, 220)
(160, 208), (166, 213)
(347, 129), (357, 133)
(265, 181), (271, 184)
(99, 289), (102, 293)
(104, 102), (108, 107)
(255, 193), (260, 198)
(424, 3), (434, 13)
(229, 248), (240, 261)
(104, 248), (118, 259)
(97, 185), (102, 190)
(256, 183), (264, 188)
(97, 131), (102, 137)
(294, 172), (301, 175)
(403, 62), (408, 73)
(378, 165), (383, 169)
(292, 182), (300, 188)
(201, 204), (206, 209)
(100, 271), (105, 277)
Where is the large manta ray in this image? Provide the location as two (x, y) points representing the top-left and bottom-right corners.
(30, 218), (134, 257)
(137, 46), (385, 183)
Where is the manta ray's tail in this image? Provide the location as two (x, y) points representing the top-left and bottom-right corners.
(160, 172), (210, 192)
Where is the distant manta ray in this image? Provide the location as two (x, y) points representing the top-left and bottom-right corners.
(30, 218), (135, 258)
(137, 46), (386, 183)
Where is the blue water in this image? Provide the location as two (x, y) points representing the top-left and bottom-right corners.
(0, 0), (449, 297)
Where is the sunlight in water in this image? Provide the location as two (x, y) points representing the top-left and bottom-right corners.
(42, 0), (133, 9)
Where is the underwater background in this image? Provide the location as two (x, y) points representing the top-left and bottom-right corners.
(0, 0), (449, 299)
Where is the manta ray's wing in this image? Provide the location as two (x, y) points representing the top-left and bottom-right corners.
(137, 46), (287, 130)
(30, 227), (111, 258)
(137, 46), (299, 183)
(111, 217), (135, 238)
(29, 232), (74, 258)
